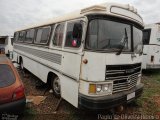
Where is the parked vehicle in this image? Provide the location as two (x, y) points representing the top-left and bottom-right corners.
(0, 36), (13, 57)
(0, 55), (26, 114)
(13, 3), (144, 110)
(142, 23), (160, 69)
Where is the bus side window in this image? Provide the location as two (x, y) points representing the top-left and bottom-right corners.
(40, 27), (51, 44)
(18, 31), (26, 42)
(53, 23), (65, 47)
(35, 26), (51, 44)
(14, 32), (19, 42)
(25, 29), (35, 43)
(143, 29), (151, 45)
(35, 28), (43, 43)
(65, 21), (82, 48)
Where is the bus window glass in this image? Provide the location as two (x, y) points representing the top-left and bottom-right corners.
(14, 32), (19, 41)
(41, 27), (50, 44)
(25, 29), (35, 43)
(65, 21), (83, 48)
(35, 29), (43, 43)
(35, 27), (50, 44)
(143, 29), (151, 45)
(86, 19), (131, 51)
(18, 31), (26, 42)
(133, 27), (143, 53)
(53, 23), (65, 47)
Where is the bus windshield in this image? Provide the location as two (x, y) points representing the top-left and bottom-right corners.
(86, 19), (143, 53)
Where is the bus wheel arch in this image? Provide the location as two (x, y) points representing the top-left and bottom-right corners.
(47, 72), (61, 98)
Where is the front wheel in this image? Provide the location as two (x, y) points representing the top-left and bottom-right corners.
(51, 76), (61, 98)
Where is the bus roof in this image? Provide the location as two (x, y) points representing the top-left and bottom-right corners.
(16, 2), (144, 32)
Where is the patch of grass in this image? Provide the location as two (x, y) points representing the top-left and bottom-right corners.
(137, 70), (160, 115)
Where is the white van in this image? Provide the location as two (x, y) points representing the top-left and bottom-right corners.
(0, 36), (13, 55)
(142, 23), (160, 69)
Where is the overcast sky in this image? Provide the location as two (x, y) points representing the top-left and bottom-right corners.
(0, 0), (159, 36)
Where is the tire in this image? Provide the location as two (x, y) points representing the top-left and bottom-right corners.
(51, 76), (61, 98)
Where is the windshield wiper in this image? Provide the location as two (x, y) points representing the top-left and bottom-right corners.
(116, 28), (128, 55)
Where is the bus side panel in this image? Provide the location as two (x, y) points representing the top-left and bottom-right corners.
(22, 55), (61, 83)
(142, 45), (160, 69)
(61, 52), (82, 108)
(7, 37), (13, 52)
(23, 56), (41, 79)
(62, 52), (81, 80)
(142, 45), (149, 69)
(3, 37), (13, 55)
(60, 76), (79, 107)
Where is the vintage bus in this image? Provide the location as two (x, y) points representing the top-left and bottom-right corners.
(142, 23), (160, 69)
(13, 3), (144, 110)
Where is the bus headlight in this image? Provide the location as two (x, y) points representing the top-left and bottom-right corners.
(89, 82), (113, 95)
(137, 74), (141, 85)
(96, 84), (102, 92)
(102, 83), (113, 93)
(103, 84), (109, 91)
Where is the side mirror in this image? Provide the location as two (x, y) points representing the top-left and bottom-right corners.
(72, 23), (82, 39)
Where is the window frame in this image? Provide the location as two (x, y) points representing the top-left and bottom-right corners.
(142, 29), (151, 45)
(52, 22), (66, 48)
(86, 18), (132, 52)
(14, 32), (19, 42)
(34, 26), (51, 45)
(25, 29), (35, 43)
(18, 31), (26, 42)
(64, 19), (84, 50)
(133, 26), (143, 53)
(85, 15), (144, 53)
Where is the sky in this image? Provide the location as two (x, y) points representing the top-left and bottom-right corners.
(0, 0), (159, 36)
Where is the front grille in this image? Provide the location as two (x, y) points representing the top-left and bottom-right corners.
(105, 63), (141, 93)
(113, 73), (138, 93)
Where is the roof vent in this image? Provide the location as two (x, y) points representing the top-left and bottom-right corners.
(126, 4), (137, 13)
(81, 5), (106, 14)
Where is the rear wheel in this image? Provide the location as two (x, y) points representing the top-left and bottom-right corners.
(51, 76), (61, 98)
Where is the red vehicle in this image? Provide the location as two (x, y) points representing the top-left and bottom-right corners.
(0, 55), (26, 114)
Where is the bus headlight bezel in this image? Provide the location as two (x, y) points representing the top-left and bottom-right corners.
(89, 82), (113, 95)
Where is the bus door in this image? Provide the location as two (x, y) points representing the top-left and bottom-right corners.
(61, 19), (86, 107)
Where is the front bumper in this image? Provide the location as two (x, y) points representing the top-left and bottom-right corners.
(0, 98), (26, 114)
(78, 84), (143, 110)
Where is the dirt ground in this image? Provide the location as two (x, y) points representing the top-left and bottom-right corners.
(14, 64), (160, 120)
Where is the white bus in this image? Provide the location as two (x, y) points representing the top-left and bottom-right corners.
(13, 3), (144, 110)
(0, 36), (13, 55)
(142, 23), (160, 69)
